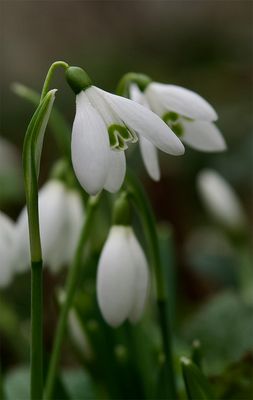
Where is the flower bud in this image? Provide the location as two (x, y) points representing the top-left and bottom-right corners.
(96, 225), (149, 327)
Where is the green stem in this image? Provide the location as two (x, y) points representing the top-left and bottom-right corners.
(125, 170), (177, 399)
(43, 194), (101, 400)
(31, 261), (43, 400)
(24, 60), (68, 400)
(40, 61), (69, 102)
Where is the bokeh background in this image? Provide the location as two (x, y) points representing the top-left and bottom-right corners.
(0, 1), (252, 399)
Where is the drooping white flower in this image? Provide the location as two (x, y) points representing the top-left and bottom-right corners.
(129, 83), (226, 181)
(14, 180), (84, 273)
(0, 211), (15, 287)
(197, 169), (246, 231)
(97, 225), (149, 327)
(66, 67), (184, 195)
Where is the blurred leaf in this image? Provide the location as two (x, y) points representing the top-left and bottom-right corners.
(181, 357), (215, 400)
(61, 369), (96, 400)
(4, 366), (29, 400)
(182, 291), (253, 375)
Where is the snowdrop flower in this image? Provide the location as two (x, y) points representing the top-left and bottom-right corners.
(97, 225), (149, 327)
(14, 180), (84, 273)
(129, 82), (226, 181)
(66, 67), (184, 195)
(0, 211), (15, 287)
(197, 169), (246, 231)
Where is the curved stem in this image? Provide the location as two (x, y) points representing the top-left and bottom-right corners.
(125, 170), (177, 399)
(24, 61), (68, 399)
(40, 61), (69, 102)
(43, 194), (101, 400)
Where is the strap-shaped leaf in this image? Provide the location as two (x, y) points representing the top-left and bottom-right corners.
(22, 89), (56, 261)
(181, 357), (215, 400)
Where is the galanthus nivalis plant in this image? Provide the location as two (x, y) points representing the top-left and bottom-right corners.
(127, 80), (226, 181)
(96, 195), (149, 327)
(197, 169), (246, 231)
(66, 67), (184, 195)
(14, 179), (84, 274)
(2, 59), (240, 400)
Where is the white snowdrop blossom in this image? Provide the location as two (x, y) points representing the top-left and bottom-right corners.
(197, 169), (246, 231)
(67, 67), (184, 195)
(14, 180), (84, 273)
(97, 225), (150, 327)
(129, 83), (226, 181)
(0, 211), (15, 287)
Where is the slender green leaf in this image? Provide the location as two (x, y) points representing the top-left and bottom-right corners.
(181, 357), (215, 400)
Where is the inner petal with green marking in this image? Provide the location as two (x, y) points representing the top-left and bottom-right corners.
(162, 111), (185, 137)
(108, 124), (138, 151)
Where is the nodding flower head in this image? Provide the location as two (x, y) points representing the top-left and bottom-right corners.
(96, 225), (150, 327)
(14, 180), (84, 274)
(129, 81), (226, 181)
(66, 66), (184, 196)
(197, 169), (247, 231)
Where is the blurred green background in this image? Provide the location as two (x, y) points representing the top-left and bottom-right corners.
(0, 1), (252, 399)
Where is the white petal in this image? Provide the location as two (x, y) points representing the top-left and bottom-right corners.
(96, 226), (136, 327)
(129, 84), (149, 107)
(71, 91), (110, 195)
(127, 231), (149, 323)
(181, 120), (226, 152)
(14, 208), (30, 272)
(0, 212), (15, 287)
(197, 169), (247, 230)
(104, 150), (126, 193)
(38, 181), (68, 272)
(64, 190), (85, 265)
(146, 83), (217, 122)
(139, 136), (160, 181)
(95, 87), (185, 156)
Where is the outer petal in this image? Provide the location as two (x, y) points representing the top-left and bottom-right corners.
(14, 208), (30, 272)
(145, 83), (217, 122)
(0, 212), (15, 287)
(197, 169), (247, 230)
(94, 87), (185, 156)
(14, 181), (67, 273)
(63, 190), (85, 265)
(38, 181), (67, 272)
(139, 136), (160, 181)
(128, 231), (149, 323)
(104, 150), (126, 193)
(71, 91), (110, 195)
(182, 120), (226, 152)
(96, 226), (136, 327)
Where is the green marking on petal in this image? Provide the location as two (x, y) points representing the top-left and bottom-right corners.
(117, 135), (128, 150)
(163, 111), (179, 123)
(108, 124), (137, 150)
(172, 122), (184, 137)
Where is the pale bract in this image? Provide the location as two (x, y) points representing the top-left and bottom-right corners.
(14, 180), (84, 273)
(129, 83), (226, 181)
(0, 211), (15, 287)
(96, 225), (149, 327)
(197, 169), (247, 231)
(71, 86), (184, 195)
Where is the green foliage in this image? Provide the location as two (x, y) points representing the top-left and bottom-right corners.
(181, 357), (215, 400)
(182, 291), (253, 375)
